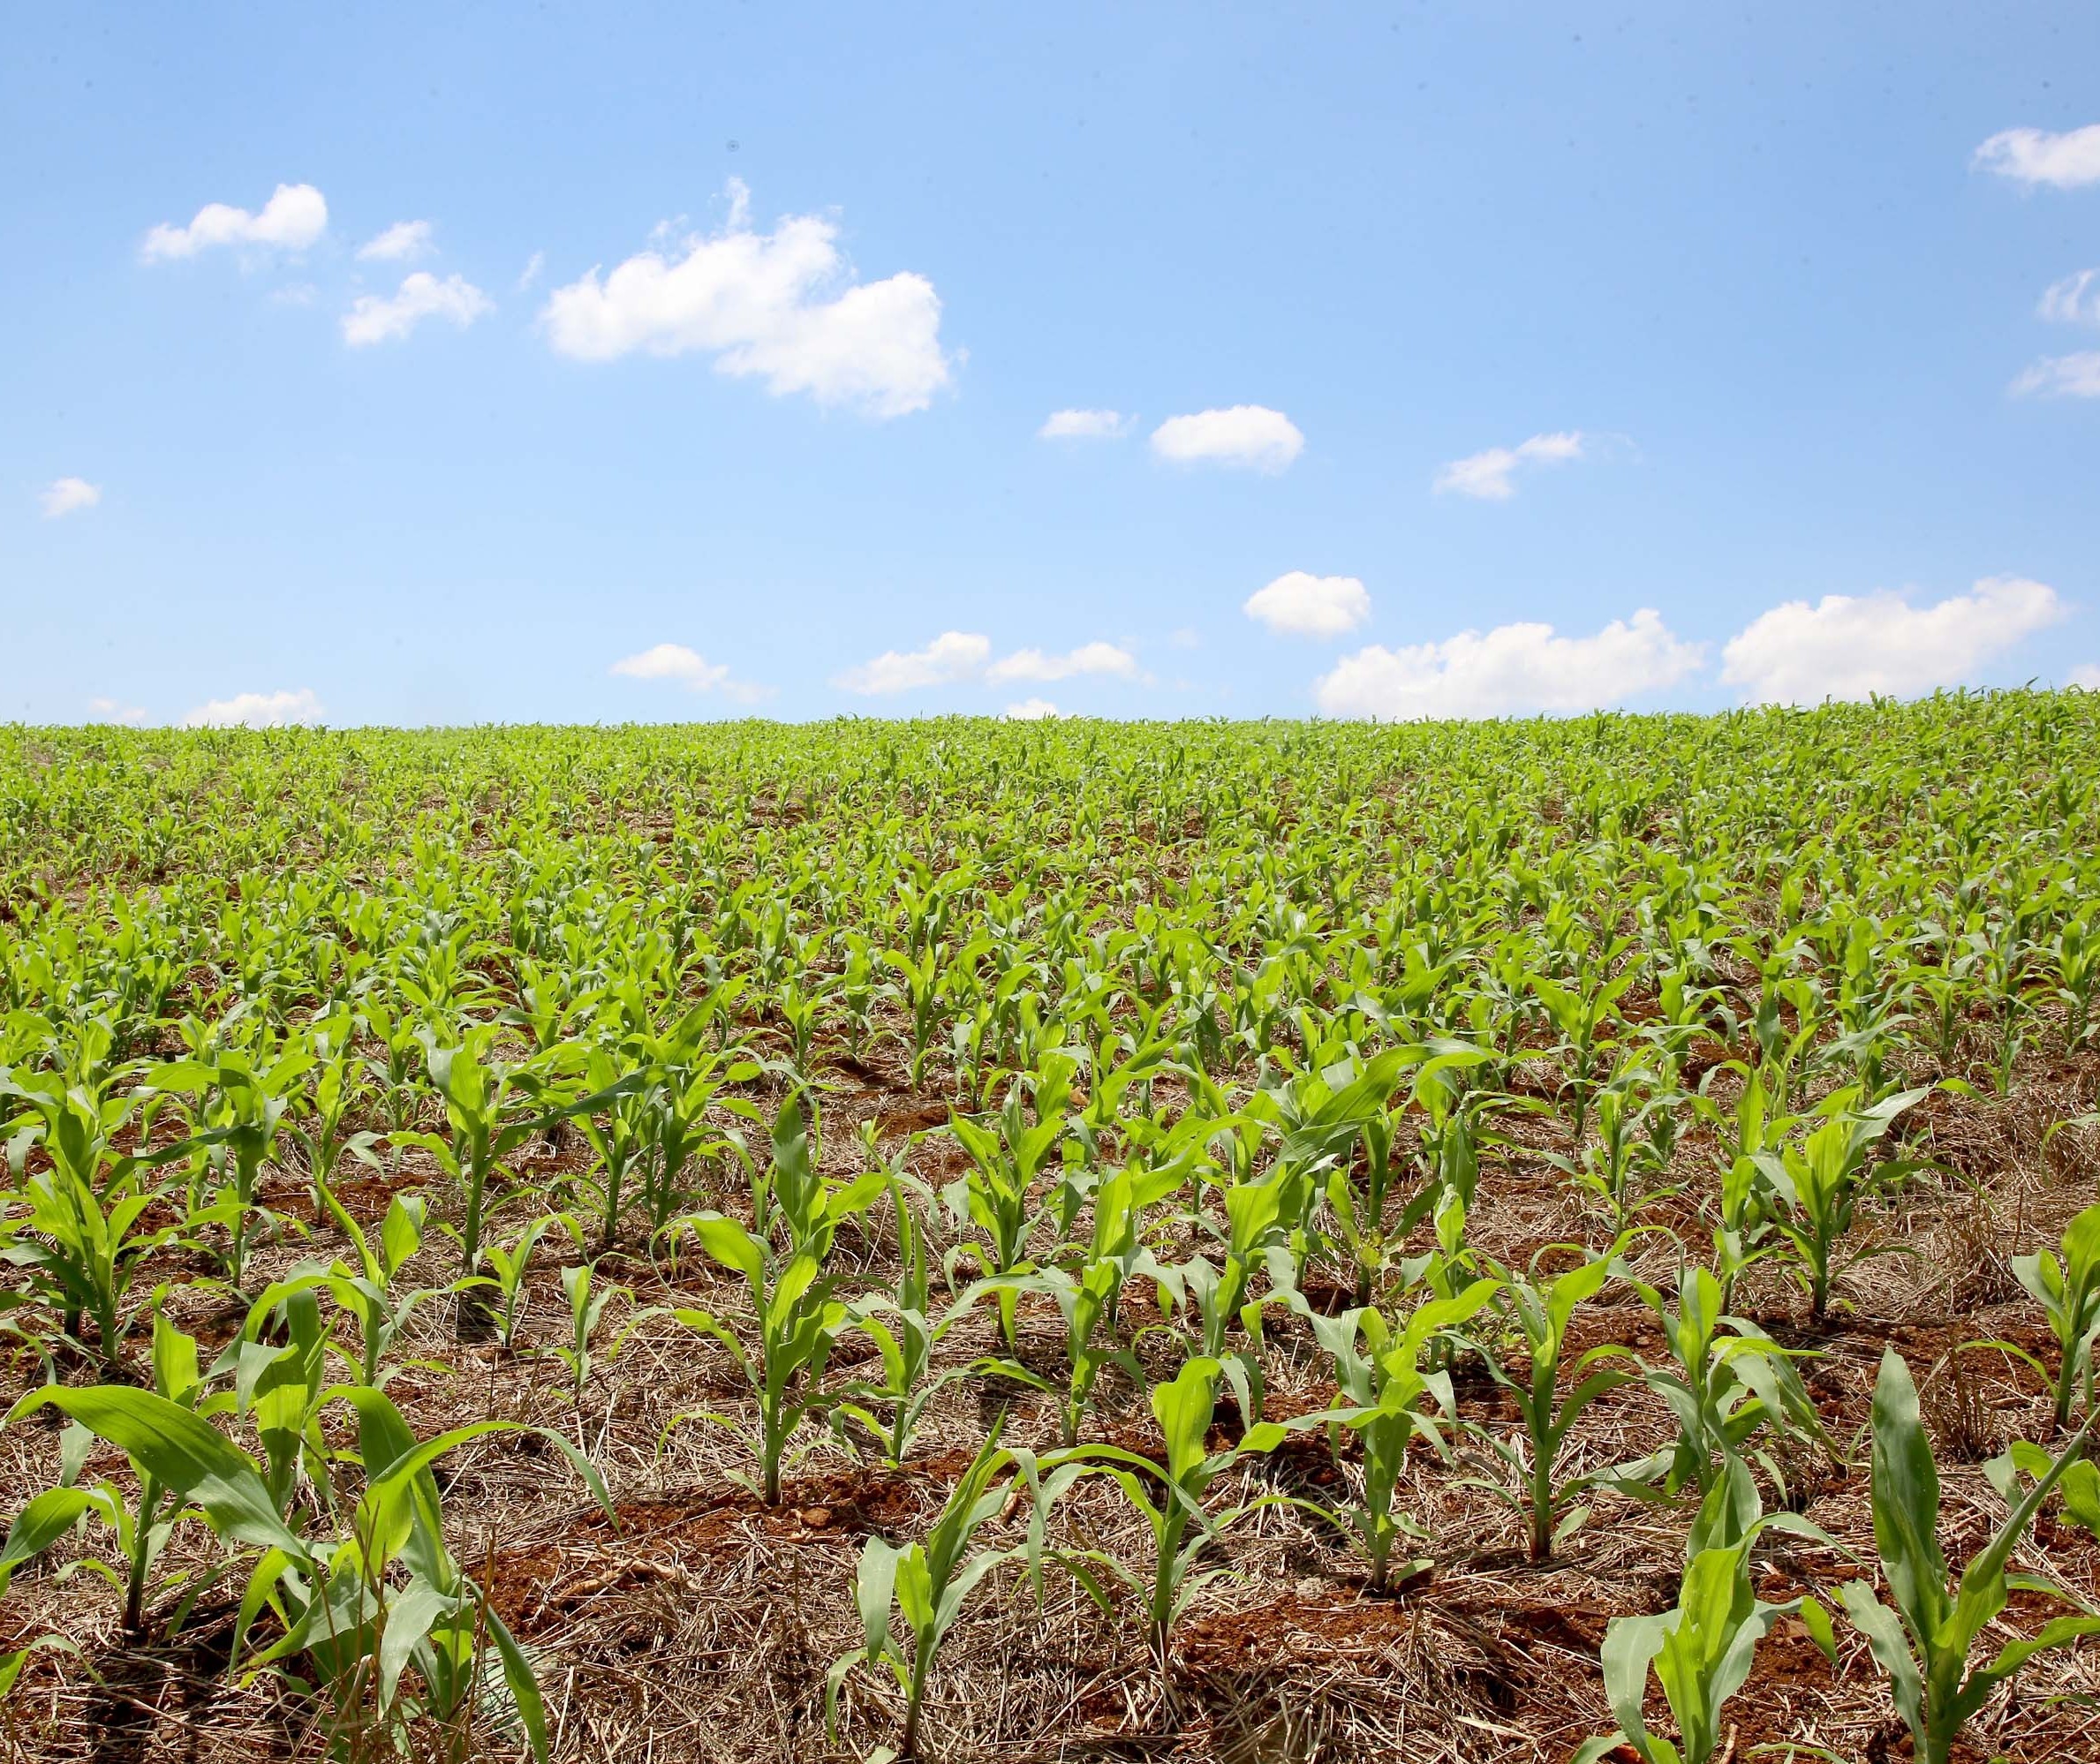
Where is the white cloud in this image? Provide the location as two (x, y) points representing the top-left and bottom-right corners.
(608, 642), (768, 702)
(835, 630), (992, 695)
(517, 251), (545, 291)
(1719, 577), (2067, 705)
(40, 477), (101, 519)
(2012, 351), (2100, 398)
(356, 220), (433, 262)
(837, 630), (1144, 695)
(541, 178), (951, 418)
(986, 641), (1140, 684)
(1149, 406), (1304, 472)
(1243, 571), (1371, 638)
(1003, 698), (1065, 720)
(1433, 431), (1586, 501)
(2040, 268), (2100, 326)
(140, 183), (327, 261)
(87, 697), (147, 727)
(1168, 626), (1201, 650)
(1316, 609), (1703, 720)
(2069, 664), (2100, 690)
(1974, 124), (2100, 190)
(609, 643), (729, 690)
(1039, 409), (1132, 440)
(342, 273), (494, 346)
(179, 688), (325, 729)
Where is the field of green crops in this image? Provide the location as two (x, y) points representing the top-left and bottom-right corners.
(3, 697), (2099, 1763)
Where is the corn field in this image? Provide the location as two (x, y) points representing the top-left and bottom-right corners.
(3, 696), (2100, 1763)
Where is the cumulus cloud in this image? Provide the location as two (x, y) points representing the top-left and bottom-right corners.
(1243, 571), (1371, 638)
(2040, 268), (2100, 326)
(1719, 576), (2067, 705)
(179, 688), (325, 729)
(1974, 124), (2100, 190)
(985, 641), (1140, 684)
(2070, 663), (2100, 690)
(87, 697), (147, 727)
(1039, 409), (1132, 440)
(1315, 609), (1703, 720)
(2012, 351), (2100, 398)
(836, 631), (1142, 695)
(541, 179), (951, 418)
(1003, 698), (1065, 720)
(40, 477), (102, 518)
(608, 642), (767, 702)
(342, 273), (493, 346)
(141, 183), (327, 261)
(1433, 431), (1586, 500)
(835, 630), (993, 695)
(357, 220), (433, 262)
(1149, 406), (1303, 472)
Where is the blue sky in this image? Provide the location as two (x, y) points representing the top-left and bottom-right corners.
(6, 3), (2099, 725)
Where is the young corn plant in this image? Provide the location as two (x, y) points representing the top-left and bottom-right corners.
(883, 944), (948, 1089)
(359, 997), (428, 1153)
(1986, 1199), (2100, 1435)
(398, 1028), (542, 1338)
(1545, 1063), (1681, 1230)
(2048, 915), (2100, 1052)
(1326, 1046), (1490, 1306)
(1573, 1511), (1836, 1764)
(1243, 1039), (1412, 1251)
(1295, 1279), (1499, 1591)
(759, 1089), (886, 1262)
(827, 1426), (1039, 1760)
(634, 1024), (759, 1240)
(1529, 962), (1634, 1144)
(991, 1258), (1143, 1450)
(570, 1043), (652, 1253)
(9, 1311), (235, 1634)
(1148, 1155), (1302, 1427)
(1053, 1357), (1287, 1695)
(1625, 1264), (1829, 1504)
(1833, 1348), (2100, 1764)
(1756, 1084), (1930, 1323)
(0, 1074), (203, 1370)
(1694, 1063), (1788, 1314)
(222, 1278), (336, 1527)
(549, 1259), (638, 1422)
(152, 1038), (313, 1292)
(1460, 1243), (1639, 1562)
(835, 1166), (990, 1467)
(287, 1008), (378, 1225)
(479, 1212), (561, 1351)
(992, 1162), (1186, 1448)
(662, 1211), (847, 1504)
(944, 1056), (1075, 1347)
(313, 1180), (443, 1390)
(249, 1385), (608, 1762)
(402, 1029), (628, 1338)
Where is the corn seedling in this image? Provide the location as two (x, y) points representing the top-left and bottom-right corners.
(1459, 1244), (1640, 1561)
(1296, 1278), (1499, 1589)
(663, 1212), (847, 1504)
(1573, 1496), (1835, 1764)
(1756, 1084), (1930, 1323)
(1832, 1348), (2100, 1764)
(1987, 1199), (2100, 1435)
(827, 1425), (1037, 1760)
